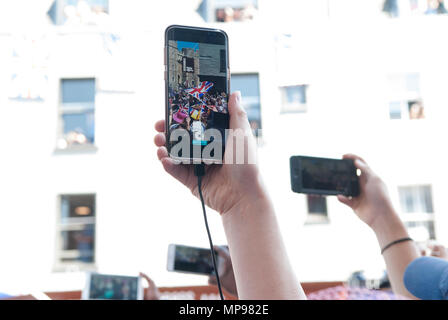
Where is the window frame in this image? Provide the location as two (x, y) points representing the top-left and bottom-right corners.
(305, 194), (329, 225)
(48, 0), (110, 26)
(398, 185), (436, 241)
(54, 193), (97, 272)
(387, 73), (423, 120)
(56, 77), (97, 152)
(280, 84), (308, 114)
(230, 72), (262, 136)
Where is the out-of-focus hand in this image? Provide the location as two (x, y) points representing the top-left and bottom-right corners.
(154, 92), (266, 216)
(429, 244), (448, 260)
(337, 154), (396, 231)
(208, 246), (238, 298)
(139, 272), (161, 300)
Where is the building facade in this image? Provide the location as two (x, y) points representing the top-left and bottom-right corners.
(0, 0), (447, 295)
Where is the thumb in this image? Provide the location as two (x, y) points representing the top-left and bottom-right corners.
(228, 91), (251, 132)
(337, 194), (355, 209)
(354, 159), (371, 178)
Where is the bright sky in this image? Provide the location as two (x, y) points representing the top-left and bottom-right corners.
(177, 40), (199, 52)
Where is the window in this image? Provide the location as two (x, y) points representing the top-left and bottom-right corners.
(280, 85), (308, 113)
(305, 195), (328, 224)
(57, 78), (96, 150)
(47, 0), (109, 26)
(231, 73), (262, 136)
(382, 0), (447, 17)
(399, 185), (434, 213)
(387, 73), (424, 120)
(197, 0), (258, 23)
(398, 185), (436, 241)
(55, 194), (96, 270)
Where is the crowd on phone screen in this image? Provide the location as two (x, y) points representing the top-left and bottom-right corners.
(168, 85), (228, 143)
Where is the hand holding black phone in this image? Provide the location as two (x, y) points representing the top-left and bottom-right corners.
(165, 25), (230, 163)
(290, 156), (360, 197)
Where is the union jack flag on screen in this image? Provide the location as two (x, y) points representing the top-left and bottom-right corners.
(185, 81), (214, 100)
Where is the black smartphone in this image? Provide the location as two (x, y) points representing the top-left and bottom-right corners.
(164, 25), (230, 163)
(290, 156), (360, 197)
(167, 244), (221, 276)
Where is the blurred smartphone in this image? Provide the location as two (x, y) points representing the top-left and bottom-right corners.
(290, 156), (360, 197)
(167, 244), (220, 276)
(164, 25), (230, 163)
(82, 272), (143, 300)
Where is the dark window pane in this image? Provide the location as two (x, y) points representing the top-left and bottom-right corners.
(307, 195), (327, 215)
(285, 86), (306, 104)
(60, 225), (95, 263)
(61, 78), (95, 103)
(59, 194), (96, 264)
(231, 74), (261, 135)
(61, 194), (96, 218)
(383, 0), (399, 17)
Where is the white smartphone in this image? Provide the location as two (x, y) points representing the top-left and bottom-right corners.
(82, 272), (143, 300)
(167, 244), (221, 276)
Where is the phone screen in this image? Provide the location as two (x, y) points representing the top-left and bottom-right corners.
(290, 156), (360, 197)
(173, 245), (216, 275)
(88, 274), (140, 300)
(165, 26), (229, 162)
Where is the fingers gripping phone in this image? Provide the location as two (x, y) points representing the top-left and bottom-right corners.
(167, 244), (222, 276)
(165, 25), (230, 163)
(290, 156), (360, 197)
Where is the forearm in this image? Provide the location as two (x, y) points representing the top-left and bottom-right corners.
(222, 195), (306, 300)
(371, 208), (421, 299)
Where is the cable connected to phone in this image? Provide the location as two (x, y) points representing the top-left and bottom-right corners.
(194, 164), (225, 300)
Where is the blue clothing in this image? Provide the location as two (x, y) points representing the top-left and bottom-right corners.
(404, 256), (448, 300)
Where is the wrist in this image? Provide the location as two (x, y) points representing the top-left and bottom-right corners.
(370, 209), (410, 248)
(220, 173), (272, 217)
(221, 191), (273, 219)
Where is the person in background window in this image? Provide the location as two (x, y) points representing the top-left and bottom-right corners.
(409, 101), (425, 119)
(425, 0), (447, 14)
(66, 130), (88, 146)
(75, 224), (94, 263)
(224, 7), (234, 22)
(241, 4), (257, 21)
(216, 8), (226, 22)
(420, 243), (448, 259)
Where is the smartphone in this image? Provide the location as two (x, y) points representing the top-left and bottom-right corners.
(165, 25), (230, 163)
(290, 156), (360, 197)
(167, 244), (220, 276)
(82, 272), (143, 300)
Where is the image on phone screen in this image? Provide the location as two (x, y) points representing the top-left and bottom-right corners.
(290, 156), (360, 197)
(168, 244), (217, 276)
(83, 273), (142, 300)
(166, 26), (229, 161)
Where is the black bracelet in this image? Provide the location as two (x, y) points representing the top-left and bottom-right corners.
(381, 237), (413, 255)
